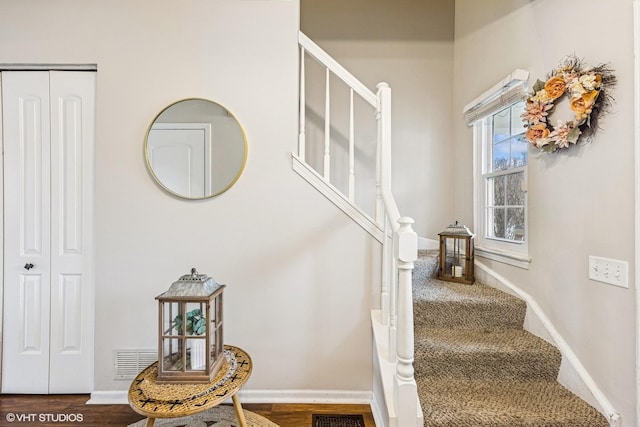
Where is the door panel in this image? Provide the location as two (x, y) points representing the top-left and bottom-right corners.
(2, 71), (51, 393)
(48, 71), (95, 393)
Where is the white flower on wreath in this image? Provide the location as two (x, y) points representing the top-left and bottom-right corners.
(579, 73), (600, 91)
(568, 79), (587, 95)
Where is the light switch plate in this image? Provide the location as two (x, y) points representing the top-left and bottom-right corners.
(588, 256), (629, 288)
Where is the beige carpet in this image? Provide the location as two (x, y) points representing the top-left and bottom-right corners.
(128, 404), (278, 427)
(412, 250), (609, 427)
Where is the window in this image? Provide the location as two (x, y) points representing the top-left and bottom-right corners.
(466, 70), (531, 268)
(484, 103), (527, 243)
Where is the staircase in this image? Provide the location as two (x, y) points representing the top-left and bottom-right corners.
(295, 31), (617, 427)
(412, 250), (609, 426)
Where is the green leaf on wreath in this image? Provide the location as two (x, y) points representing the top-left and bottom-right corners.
(567, 127), (581, 143)
(533, 79), (545, 93)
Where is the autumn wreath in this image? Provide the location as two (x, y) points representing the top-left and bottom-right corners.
(522, 56), (616, 153)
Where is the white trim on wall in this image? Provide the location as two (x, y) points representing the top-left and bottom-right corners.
(0, 64), (96, 71)
(88, 389), (373, 405)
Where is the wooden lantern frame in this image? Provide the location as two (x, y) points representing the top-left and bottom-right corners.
(438, 221), (475, 285)
(156, 270), (225, 384)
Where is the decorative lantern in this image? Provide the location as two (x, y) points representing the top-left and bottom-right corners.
(438, 221), (475, 285)
(156, 268), (225, 384)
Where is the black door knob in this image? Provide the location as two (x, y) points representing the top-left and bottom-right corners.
(24, 263), (34, 270)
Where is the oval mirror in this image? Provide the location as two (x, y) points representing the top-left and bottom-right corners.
(144, 98), (247, 199)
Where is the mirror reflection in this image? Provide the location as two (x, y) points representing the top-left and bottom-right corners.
(145, 99), (247, 199)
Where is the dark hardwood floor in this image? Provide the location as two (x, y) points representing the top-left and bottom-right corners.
(0, 394), (375, 427)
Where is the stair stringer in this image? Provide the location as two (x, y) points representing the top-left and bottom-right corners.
(475, 260), (622, 427)
(292, 153), (384, 243)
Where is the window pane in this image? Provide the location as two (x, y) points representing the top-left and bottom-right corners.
(511, 135), (528, 167)
(493, 140), (510, 171)
(511, 102), (526, 135)
(488, 208), (505, 239)
(506, 172), (525, 206)
(486, 176), (505, 207)
(492, 108), (510, 143)
(506, 208), (525, 242)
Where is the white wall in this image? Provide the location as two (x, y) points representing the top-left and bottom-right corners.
(0, 0), (381, 394)
(301, 0), (456, 238)
(453, 0), (637, 424)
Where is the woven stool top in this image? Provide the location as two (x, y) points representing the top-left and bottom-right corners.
(128, 345), (252, 419)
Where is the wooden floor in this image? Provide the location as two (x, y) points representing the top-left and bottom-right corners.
(0, 394), (375, 426)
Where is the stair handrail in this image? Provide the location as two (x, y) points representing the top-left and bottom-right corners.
(298, 31), (419, 426)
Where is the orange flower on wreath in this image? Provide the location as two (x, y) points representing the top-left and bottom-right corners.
(525, 124), (550, 146)
(544, 76), (567, 99)
(570, 90), (599, 120)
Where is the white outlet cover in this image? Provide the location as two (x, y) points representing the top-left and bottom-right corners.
(588, 256), (629, 288)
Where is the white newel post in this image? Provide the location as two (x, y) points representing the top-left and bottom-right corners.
(394, 217), (418, 426)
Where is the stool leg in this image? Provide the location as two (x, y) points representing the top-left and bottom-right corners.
(232, 394), (247, 427)
(145, 417), (156, 427)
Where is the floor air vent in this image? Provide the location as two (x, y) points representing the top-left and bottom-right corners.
(114, 349), (157, 379)
(312, 414), (365, 427)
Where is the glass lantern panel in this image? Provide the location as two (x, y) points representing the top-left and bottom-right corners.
(216, 328), (223, 358)
(186, 338), (207, 371)
(209, 326), (218, 363)
(162, 302), (182, 336)
(184, 302), (207, 336)
(161, 337), (184, 372)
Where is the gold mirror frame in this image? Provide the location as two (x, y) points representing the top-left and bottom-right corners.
(144, 98), (248, 200)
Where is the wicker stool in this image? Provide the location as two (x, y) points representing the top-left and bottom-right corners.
(129, 345), (252, 427)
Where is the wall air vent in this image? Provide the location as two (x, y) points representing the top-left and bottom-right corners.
(113, 349), (157, 380)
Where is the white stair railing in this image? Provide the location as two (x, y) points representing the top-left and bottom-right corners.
(297, 31), (419, 427)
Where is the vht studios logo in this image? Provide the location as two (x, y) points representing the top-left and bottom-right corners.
(5, 412), (84, 423)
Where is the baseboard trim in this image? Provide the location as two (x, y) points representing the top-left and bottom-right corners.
(475, 260), (621, 427)
(89, 389), (372, 406)
(88, 390), (128, 404)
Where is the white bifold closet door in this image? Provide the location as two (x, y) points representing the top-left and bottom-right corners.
(1, 71), (95, 393)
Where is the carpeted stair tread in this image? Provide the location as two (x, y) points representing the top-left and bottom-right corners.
(413, 251), (607, 426)
(413, 279), (527, 330)
(417, 378), (608, 427)
(414, 328), (561, 381)
(413, 249), (440, 281)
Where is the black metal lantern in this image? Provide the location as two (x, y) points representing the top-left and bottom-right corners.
(156, 268), (225, 384)
(438, 221), (475, 285)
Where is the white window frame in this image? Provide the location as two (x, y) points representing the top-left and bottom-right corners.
(466, 70), (532, 269)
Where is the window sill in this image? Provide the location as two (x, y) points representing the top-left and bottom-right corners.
(475, 244), (531, 269)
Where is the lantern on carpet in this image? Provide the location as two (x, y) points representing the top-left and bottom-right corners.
(156, 268), (225, 384)
(438, 221), (475, 285)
